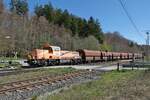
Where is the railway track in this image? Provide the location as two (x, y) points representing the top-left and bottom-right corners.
(0, 68), (44, 77)
(0, 60), (132, 77)
(0, 70), (100, 100)
(0, 70), (91, 93)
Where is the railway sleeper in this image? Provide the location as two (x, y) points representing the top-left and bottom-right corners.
(16, 89), (24, 93)
(26, 87), (33, 91)
(0, 71), (96, 98)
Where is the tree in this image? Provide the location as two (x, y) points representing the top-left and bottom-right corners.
(43, 3), (54, 22)
(105, 32), (141, 52)
(10, 0), (16, 12)
(73, 35), (99, 50)
(77, 18), (86, 37)
(35, 3), (54, 22)
(70, 17), (79, 36)
(34, 3), (104, 43)
(87, 16), (95, 35)
(79, 19), (89, 37)
(60, 9), (71, 29)
(10, 0), (28, 16)
(35, 5), (44, 17)
(54, 9), (63, 25)
(129, 41), (134, 47)
(94, 19), (104, 43)
(0, 0), (4, 14)
(87, 17), (104, 43)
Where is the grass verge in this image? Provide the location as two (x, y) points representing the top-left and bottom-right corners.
(0, 57), (22, 68)
(37, 70), (150, 100)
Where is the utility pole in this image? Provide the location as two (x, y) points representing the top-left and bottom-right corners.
(146, 32), (149, 61)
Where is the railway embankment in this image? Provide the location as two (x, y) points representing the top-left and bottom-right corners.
(0, 70), (101, 100)
(37, 70), (150, 100)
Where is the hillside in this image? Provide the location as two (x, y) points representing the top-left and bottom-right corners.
(0, 0), (103, 57)
(104, 32), (142, 53)
(0, 0), (144, 57)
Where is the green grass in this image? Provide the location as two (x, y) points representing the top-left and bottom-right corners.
(0, 57), (20, 60)
(0, 67), (76, 84)
(37, 70), (150, 100)
(0, 61), (21, 68)
(0, 63), (7, 68)
(0, 57), (22, 68)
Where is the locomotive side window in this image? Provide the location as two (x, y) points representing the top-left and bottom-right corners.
(48, 48), (53, 53)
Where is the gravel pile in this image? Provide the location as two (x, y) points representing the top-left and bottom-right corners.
(0, 71), (101, 100)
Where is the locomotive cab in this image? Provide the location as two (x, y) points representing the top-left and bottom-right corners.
(43, 43), (61, 57)
(43, 46), (61, 57)
(27, 44), (61, 66)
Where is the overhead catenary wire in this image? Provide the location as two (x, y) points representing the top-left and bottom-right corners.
(117, 0), (145, 39)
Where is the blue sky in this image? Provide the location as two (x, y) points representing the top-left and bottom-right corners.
(4, 0), (150, 44)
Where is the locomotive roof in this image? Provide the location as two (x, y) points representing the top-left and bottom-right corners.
(43, 43), (60, 49)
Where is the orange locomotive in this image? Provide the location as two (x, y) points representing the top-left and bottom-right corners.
(27, 43), (81, 66)
(27, 43), (143, 66)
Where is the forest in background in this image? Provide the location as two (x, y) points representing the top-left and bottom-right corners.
(0, 0), (143, 57)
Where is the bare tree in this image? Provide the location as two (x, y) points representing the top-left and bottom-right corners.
(0, 0), (4, 14)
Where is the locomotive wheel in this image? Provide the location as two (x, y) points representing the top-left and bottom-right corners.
(44, 60), (48, 66)
(50, 62), (55, 66)
(77, 59), (82, 64)
(50, 60), (59, 66)
(70, 60), (75, 65)
(56, 60), (60, 65)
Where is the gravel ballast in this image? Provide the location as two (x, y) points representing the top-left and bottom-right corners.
(0, 71), (101, 100)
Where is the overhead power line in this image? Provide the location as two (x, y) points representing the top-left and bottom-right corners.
(117, 0), (145, 38)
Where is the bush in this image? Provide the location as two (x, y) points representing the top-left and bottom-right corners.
(73, 35), (100, 50)
(100, 43), (112, 51)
